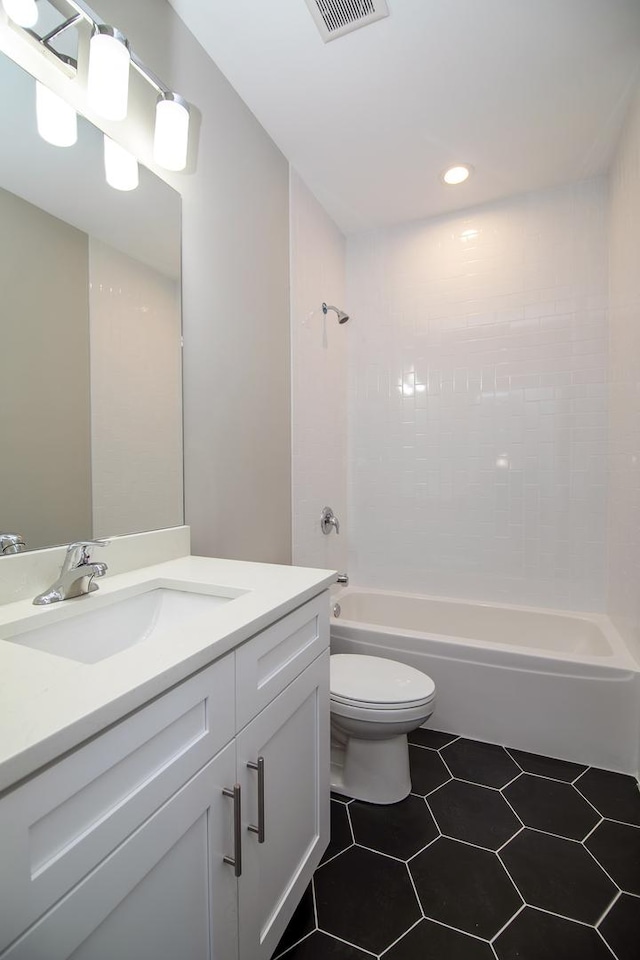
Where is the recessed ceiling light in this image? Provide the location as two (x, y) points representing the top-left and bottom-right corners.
(442, 164), (473, 185)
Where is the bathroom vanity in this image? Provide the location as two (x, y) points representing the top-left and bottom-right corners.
(0, 551), (334, 959)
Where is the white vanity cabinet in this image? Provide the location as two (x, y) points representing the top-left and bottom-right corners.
(237, 652), (329, 960)
(0, 591), (330, 960)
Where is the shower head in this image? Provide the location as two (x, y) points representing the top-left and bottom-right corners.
(322, 302), (349, 324)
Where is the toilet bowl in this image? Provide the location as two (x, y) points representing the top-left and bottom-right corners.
(330, 654), (436, 805)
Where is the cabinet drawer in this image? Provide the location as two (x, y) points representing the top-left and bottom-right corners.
(0, 654), (235, 953)
(235, 592), (329, 730)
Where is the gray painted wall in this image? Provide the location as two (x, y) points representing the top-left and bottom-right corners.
(92, 0), (292, 563)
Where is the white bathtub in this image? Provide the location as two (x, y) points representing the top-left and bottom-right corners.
(330, 587), (640, 775)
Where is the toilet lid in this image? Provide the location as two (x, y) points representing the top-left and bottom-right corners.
(330, 654), (435, 709)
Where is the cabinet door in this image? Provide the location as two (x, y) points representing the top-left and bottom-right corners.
(1, 743), (239, 960)
(0, 653), (235, 953)
(236, 651), (330, 960)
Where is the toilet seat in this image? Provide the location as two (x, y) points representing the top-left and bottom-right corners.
(330, 654), (435, 710)
(330, 697), (434, 725)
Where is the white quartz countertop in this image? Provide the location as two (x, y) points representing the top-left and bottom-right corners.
(0, 555), (336, 794)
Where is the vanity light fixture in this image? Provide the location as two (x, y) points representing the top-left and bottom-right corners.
(441, 163), (473, 185)
(36, 80), (78, 146)
(104, 135), (138, 191)
(2, 0), (38, 28)
(7, 0), (193, 172)
(153, 92), (190, 172)
(87, 24), (130, 121)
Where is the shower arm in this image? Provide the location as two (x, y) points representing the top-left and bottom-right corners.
(322, 302), (350, 324)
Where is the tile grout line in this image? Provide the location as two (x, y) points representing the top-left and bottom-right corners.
(496, 825), (524, 853)
(574, 785), (612, 818)
(595, 889), (622, 928)
(580, 840), (625, 893)
(311, 875), (318, 931)
(572, 766), (590, 786)
(403, 858), (427, 924)
(432, 829), (519, 856)
(273, 929), (316, 960)
(510, 822), (605, 847)
(503, 747), (526, 775)
(595, 814), (640, 830)
(317, 929), (378, 957)
(378, 912), (424, 956)
(405, 831), (441, 863)
(504, 747), (590, 786)
(353, 841), (413, 865)
(503, 767), (586, 788)
(438, 751), (455, 781)
(316, 843), (354, 870)
(516, 902), (605, 930)
(581, 816), (604, 844)
(595, 926), (620, 960)
(489, 902), (526, 944)
(417, 912), (496, 945)
(499, 790), (527, 830)
(500, 770), (524, 790)
(345, 800), (356, 846)
(493, 849), (529, 909)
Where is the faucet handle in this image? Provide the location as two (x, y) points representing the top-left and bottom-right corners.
(0, 533), (26, 555)
(320, 506), (340, 535)
(64, 539), (110, 568)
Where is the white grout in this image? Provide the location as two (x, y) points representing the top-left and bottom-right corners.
(489, 902), (527, 943)
(410, 912), (495, 945)
(377, 916), (423, 956)
(315, 929), (378, 957)
(272, 928), (316, 960)
(596, 926), (620, 959)
(352, 841), (410, 865)
(595, 889), (622, 928)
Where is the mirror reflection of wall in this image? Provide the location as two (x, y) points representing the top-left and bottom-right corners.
(0, 53), (183, 553)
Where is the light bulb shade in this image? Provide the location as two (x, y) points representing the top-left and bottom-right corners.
(87, 25), (130, 121)
(104, 136), (138, 191)
(154, 93), (190, 171)
(2, 0), (38, 27)
(36, 82), (77, 147)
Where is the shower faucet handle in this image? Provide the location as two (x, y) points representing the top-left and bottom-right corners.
(320, 506), (340, 535)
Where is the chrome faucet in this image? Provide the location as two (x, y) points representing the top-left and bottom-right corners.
(33, 540), (110, 605)
(0, 533), (26, 555)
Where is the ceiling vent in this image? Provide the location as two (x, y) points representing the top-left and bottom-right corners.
(304, 0), (390, 43)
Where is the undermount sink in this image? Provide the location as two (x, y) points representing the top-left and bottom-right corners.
(6, 587), (241, 664)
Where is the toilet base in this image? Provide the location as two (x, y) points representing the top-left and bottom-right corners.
(330, 733), (412, 805)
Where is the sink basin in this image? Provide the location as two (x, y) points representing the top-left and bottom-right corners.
(6, 587), (240, 664)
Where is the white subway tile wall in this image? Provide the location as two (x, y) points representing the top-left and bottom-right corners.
(347, 180), (609, 610)
(608, 85), (640, 658)
(290, 171), (349, 573)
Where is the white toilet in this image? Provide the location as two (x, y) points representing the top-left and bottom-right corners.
(330, 654), (436, 804)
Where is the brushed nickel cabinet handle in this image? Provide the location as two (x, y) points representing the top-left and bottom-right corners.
(247, 756), (265, 843)
(222, 784), (242, 876)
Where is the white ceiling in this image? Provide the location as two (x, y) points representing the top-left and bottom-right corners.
(168, 0), (640, 234)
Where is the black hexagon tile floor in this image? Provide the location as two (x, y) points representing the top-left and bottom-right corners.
(428, 779), (521, 850)
(503, 773), (600, 840)
(272, 730), (640, 960)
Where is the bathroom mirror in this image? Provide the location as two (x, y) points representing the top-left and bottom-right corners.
(0, 52), (183, 553)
